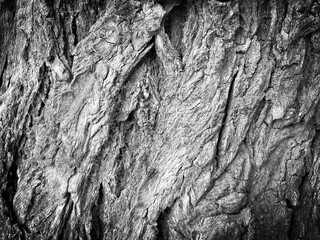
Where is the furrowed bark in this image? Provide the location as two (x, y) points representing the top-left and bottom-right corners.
(0, 0), (320, 239)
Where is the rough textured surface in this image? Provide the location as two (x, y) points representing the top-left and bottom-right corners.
(1, 0), (320, 239)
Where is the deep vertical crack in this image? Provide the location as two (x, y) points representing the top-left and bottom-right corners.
(71, 14), (78, 47)
(114, 147), (125, 198)
(215, 70), (238, 169)
(156, 207), (171, 240)
(0, 54), (8, 89)
(57, 193), (73, 240)
(90, 183), (104, 240)
(2, 136), (28, 239)
(36, 63), (51, 117)
(288, 170), (310, 239)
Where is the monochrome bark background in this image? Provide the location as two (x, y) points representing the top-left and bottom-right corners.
(1, 0), (320, 239)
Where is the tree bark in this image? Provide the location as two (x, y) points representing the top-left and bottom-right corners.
(1, 0), (320, 239)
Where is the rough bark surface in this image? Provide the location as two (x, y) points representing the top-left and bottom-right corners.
(1, 0), (320, 239)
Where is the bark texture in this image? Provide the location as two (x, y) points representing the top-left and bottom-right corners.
(1, 0), (320, 239)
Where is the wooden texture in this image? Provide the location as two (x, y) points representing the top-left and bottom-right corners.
(0, 0), (320, 239)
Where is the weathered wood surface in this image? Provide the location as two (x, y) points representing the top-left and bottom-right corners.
(1, 0), (320, 239)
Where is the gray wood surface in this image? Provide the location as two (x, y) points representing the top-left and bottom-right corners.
(0, 0), (320, 239)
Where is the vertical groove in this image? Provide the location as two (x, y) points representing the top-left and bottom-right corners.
(90, 183), (104, 240)
(215, 70), (238, 169)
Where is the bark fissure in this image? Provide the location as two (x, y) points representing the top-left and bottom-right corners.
(57, 193), (73, 240)
(162, 2), (188, 59)
(0, 54), (7, 89)
(288, 170), (310, 239)
(90, 183), (104, 240)
(36, 63), (51, 117)
(156, 207), (171, 240)
(2, 139), (28, 239)
(114, 146), (125, 198)
(72, 14), (79, 47)
(215, 70), (238, 169)
(59, 13), (72, 67)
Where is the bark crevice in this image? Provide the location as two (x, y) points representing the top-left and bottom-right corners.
(57, 193), (74, 240)
(0, 54), (7, 89)
(90, 183), (104, 240)
(2, 137), (28, 239)
(215, 70), (238, 169)
(156, 207), (171, 240)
